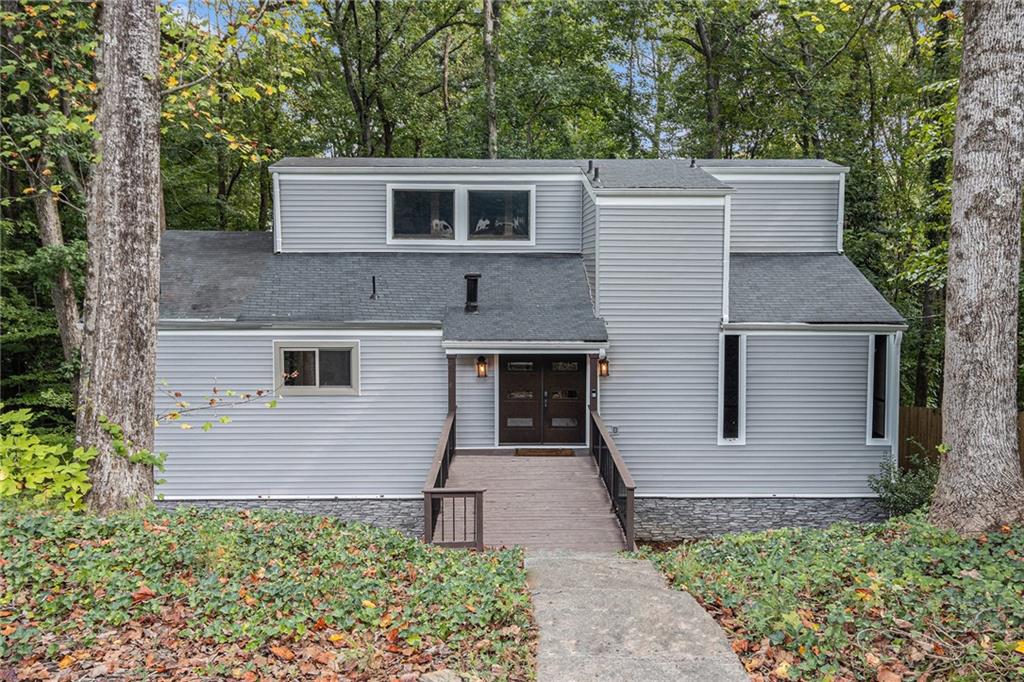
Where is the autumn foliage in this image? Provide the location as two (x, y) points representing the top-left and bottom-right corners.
(0, 508), (534, 680)
(649, 513), (1024, 680)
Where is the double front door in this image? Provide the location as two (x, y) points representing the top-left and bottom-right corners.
(498, 355), (587, 445)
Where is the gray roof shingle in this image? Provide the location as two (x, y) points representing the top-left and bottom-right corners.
(729, 253), (904, 325)
(160, 231), (607, 342)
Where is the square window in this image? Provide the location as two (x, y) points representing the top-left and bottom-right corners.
(275, 343), (359, 396)
(392, 189), (455, 239)
(468, 190), (530, 240)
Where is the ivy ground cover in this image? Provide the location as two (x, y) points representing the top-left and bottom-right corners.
(0, 507), (534, 681)
(648, 513), (1024, 681)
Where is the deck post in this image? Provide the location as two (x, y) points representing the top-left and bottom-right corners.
(588, 353), (599, 413)
(474, 490), (485, 551)
(423, 492), (433, 544)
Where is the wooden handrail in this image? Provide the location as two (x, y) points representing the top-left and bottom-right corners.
(590, 412), (635, 489)
(423, 409), (456, 490)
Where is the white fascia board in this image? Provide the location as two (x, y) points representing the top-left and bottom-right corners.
(443, 340), (607, 355)
(722, 322), (908, 333)
(273, 170), (583, 183)
(701, 166), (850, 175)
(159, 323), (443, 336)
(272, 172), (282, 253)
(595, 195), (728, 207)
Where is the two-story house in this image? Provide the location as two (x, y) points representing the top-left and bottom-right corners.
(156, 157), (906, 547)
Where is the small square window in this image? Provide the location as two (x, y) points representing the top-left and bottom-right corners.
(392, 189), (455, 239)
(275, 343), (358, 396)
(468, 190), (530, 240)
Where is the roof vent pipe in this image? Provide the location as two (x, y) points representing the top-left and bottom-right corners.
(587, 159), (593, 173)
(370, 275), (378, 300)
(690, 157), (696, 168)
(593, 165), (599, 182)
(465, 273), (480, 313)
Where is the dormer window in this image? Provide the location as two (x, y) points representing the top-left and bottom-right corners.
(386, 183), (534, 245)
(391, 189), (455, 239)
(468, 189), (530, 240)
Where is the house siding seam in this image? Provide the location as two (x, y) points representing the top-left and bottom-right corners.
(278, 176), (583, 252)
(154, 330), (447, 498)
(718, 177), (840, 253)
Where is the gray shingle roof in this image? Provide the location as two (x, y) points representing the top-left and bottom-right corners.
(160, 231), (607, 342)
(730, 253), (904, 325)
(270, 157), (728, 190)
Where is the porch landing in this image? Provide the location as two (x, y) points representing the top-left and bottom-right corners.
(440, 453), (626, 551)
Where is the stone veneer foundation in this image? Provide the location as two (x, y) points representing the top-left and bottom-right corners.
(155, 499), (423, 538)
(634, 497), (888, 542)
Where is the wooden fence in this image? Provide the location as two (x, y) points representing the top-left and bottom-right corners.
(899, 406), (1024, 472)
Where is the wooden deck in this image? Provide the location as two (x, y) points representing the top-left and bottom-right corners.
(435, 452), (626, 552)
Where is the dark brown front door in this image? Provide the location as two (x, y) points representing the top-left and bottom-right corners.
(498, 355), (586, 445)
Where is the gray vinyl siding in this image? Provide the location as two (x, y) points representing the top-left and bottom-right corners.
(455, 354), (495, 448)
(595, 200), (885, 496)
(743, 335), (885, 495)
(596, 201), (725, 495)
(722, 177), (840, 253)
(277, 175), (582, 252)
(581, 190), (597, 300)
(154, 330), (447, 498)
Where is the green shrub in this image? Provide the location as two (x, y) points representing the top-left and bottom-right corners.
(868, 450), (939, 516)
(0, 408), (95, 510)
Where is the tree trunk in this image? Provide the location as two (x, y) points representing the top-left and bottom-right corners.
(482, 0), (498, 159)
(929, 0), (1024, 533)
(77, 0), (162, 514)
(694, 18), (721, 159)
(440, 31), (452, 156)
(31, 179), (83, 364)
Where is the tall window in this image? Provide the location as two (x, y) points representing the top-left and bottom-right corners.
(391, 189), (455, 239)
(275, 342), (359, 396)
(869, 335), (888, 441)
(719, 334), (745, 444)
(467, 190), (530, 240)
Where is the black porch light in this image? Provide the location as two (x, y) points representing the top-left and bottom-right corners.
(598, 357), (610, 377)
(475, 355), (489, 378)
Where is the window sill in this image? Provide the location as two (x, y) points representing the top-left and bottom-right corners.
(717, 437), (746, 446)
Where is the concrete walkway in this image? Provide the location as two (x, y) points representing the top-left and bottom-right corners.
(526, 551), (748, 682)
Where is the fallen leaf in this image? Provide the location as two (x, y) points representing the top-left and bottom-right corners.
(877, 668), (901, 682)
(732, 639), (750, 653)
(361, 599), (376, 609)
(1015, 640), (1024, 654)
(270, 645), (295, 661)
(132, 584), (157, 603)
(58, 656), (75, 669)
(313, 617), (328, 631)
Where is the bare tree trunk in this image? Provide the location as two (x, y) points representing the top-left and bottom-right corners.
(31, 180), (83, 364)
(929, 0), (1024, 533)
(77, 0), (162, 513)
(483, 0), (498, 159)
(440, 31), (453, 156)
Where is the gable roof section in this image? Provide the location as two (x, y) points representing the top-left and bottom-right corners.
(160, 231), (607, 342)
(729, 253), (904, 325)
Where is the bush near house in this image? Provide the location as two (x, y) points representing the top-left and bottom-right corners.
(648, 513), (1024, 681)
(0, 508), (534, 681)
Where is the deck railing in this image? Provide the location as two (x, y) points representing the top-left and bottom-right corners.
(423, 409), (485, 550)
(590, 412), (636, 550)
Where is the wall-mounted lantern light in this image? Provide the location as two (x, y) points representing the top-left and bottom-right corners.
(598, 358), (610, 377)
(475, 355), (489, 378)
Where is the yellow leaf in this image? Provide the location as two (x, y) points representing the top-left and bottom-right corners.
(22, 187), (35, 195)
(1015, 640), (1024, 653)
(58, 655), (75, 669)
(84, 114), (96, 123)
(815, 23), (826, 33)
(180, 423), (192, 430)
(361, 599), (376, 609)
(775, 660), (791, 679)
(166, 75), (179, 88)
(328, 633), (345, 642)
(86, 82), (97, 91)
(49, 184), (63, 194)
(47, 88), (59, 99)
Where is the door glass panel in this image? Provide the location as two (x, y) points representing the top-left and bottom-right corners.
(507, 361), (534, 372)
(506, 390), (534, 400)
(551, 361), (579, 372)
(551, 417), (578, 428)
(506, 417), (533, 427)
(549, 389), (579, 400)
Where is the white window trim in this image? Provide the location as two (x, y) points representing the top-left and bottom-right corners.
(386, 183), (536, 246)
(717, 333), (747, 446)
(273, 340), (360, 396)
(865, 334), (896, 446)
